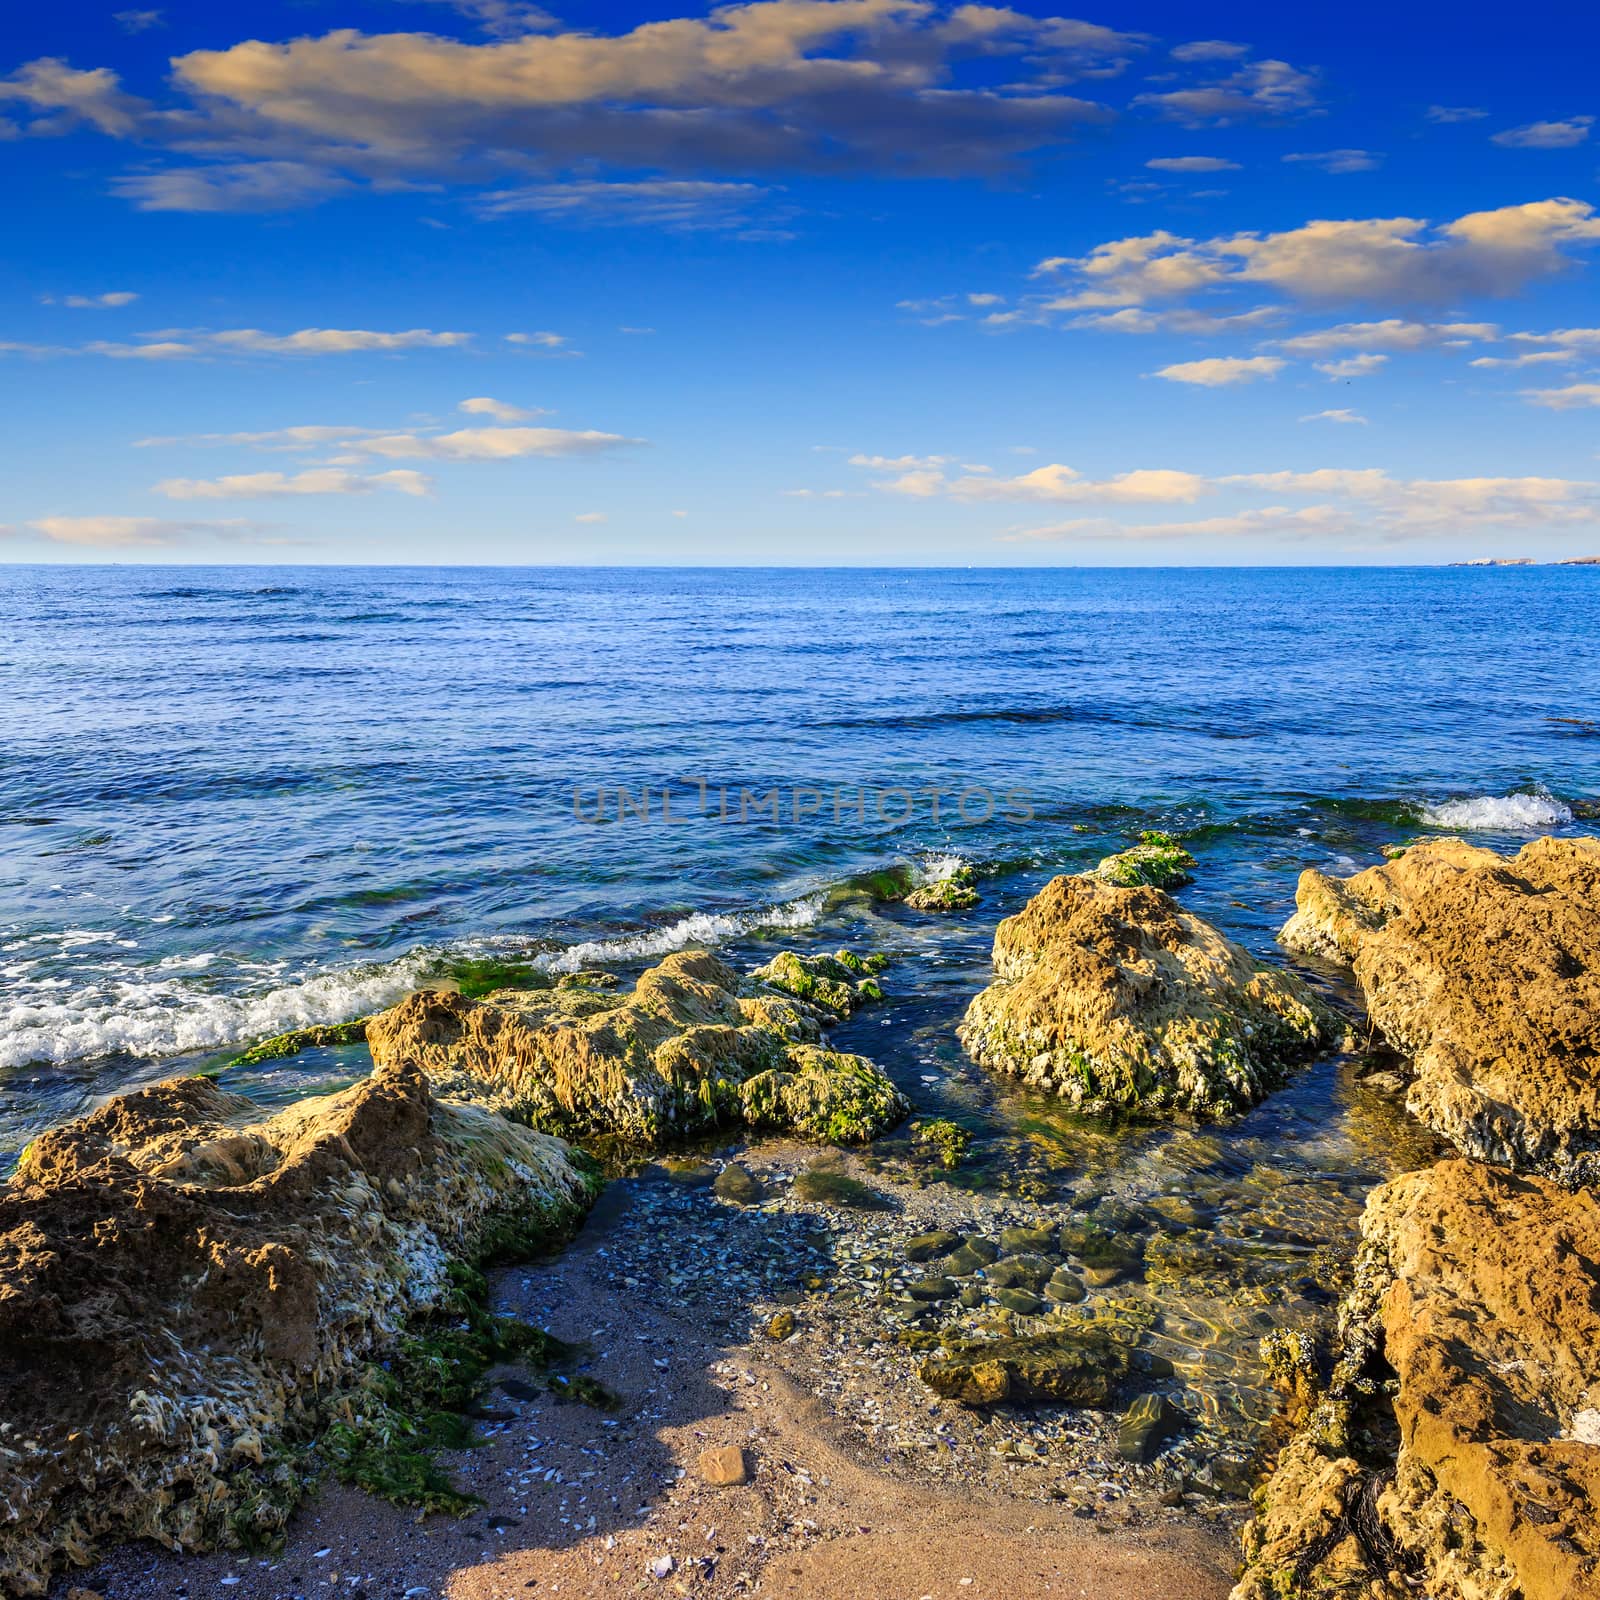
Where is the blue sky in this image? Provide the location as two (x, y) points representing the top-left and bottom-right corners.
(3, 0), (1599, 564)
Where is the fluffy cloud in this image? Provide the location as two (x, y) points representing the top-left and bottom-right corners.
(1030, 199), (1600, 313)
(459, 396), (544, 421)
(154, 468), (433, 499)
(1315, 353), (1388, 378)
(1002, 506), (1347, 543)
(1134, 58), (1319, 124)
(3, 3), (1146, 205)
(1169, 41), (1250, 63)
(858, 457), (1207, 504)
(1145, 155), (1240, 172)
(1300, 408), (1367, 424)
(1520, 383), (1600, 410)
(1468, 350), (1575, 369)
(1282, 149), (1382, 174)
(1276, 318), (1497, 353)
(335, 425), (637, 460)
(1492, 117), (1593, 150)
(1152, 354), (1284, 385)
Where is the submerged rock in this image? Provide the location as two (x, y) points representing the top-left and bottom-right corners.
(905, 865), (980, 912)
(1235, 1158), (1600, 1600)
(919, 1324), (1160, 1407)
(1118, 1393), (1187, 1462)
(366, 948), (907, 1147)
(960, 874), (1341, 1115)
(0, 1064), (597, 1597)
(746, 948), (887, 1019)
(1280, 835), (1600, 1183)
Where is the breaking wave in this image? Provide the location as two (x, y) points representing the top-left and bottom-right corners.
(1421, 789), (1574, 832)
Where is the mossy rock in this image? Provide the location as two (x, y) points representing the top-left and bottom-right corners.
(911, 1118), (973, 1169)
(1094, 831), (1197, 890)
(792, 1166), (892, 1210)
(228, 1017), (370, 1067)
(905, 866), (979, 912)
(919, 1325), (1153, 1406)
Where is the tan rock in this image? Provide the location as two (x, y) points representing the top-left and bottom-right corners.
(1235, 1158), (1600, 1600)
(0, 1065), (597, 1596)
(1280, 835), (1600, 1181)
(698, 1445), (748, 1486)
(366, 949), (907, 1147)
(960, 874), (1341, 1115)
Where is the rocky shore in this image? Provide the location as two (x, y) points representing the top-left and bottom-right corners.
(5, 837), (1599, 1600)
(1237, 836), (1600, 1600)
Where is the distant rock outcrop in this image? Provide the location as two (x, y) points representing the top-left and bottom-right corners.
(1280, 835), (1600, 1182)
(959, 874), (1341, 1115)
(0, 1064), (598, 1596)
(366, 948), (908, 1145)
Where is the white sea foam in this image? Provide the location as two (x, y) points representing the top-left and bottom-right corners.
(0, 955), (431, 1071)
(537, 892), (825, 974)
(914, 853), (969, 885)
(1422, 789), (1573, 832)
(0, 891), (829, 1070)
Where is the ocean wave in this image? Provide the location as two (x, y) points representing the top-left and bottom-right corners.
(535, 892), (825, 974)
(0, 890), (830, 1071)
(913, 852), (969, 884)
(1421, 789), (1574, 832)
(0, 956), (430, 1072)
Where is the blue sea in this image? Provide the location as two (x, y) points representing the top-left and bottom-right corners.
(2, 563), (1597, 1160)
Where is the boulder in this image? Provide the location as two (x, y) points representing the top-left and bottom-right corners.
(919, 1323), (1163, 1407)
(1279, 835), (1600, 1182)
(0, 1064), (597, 1596)
(1235, 1159), (1600, 1600)
(366, 949), (907, 1146)
(960, 875), (1341, 1115)
(1093, 830), (1197, 890)
(905, 865), (980, 912)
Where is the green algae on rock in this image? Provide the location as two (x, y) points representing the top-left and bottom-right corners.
(960, 873), (1343, 1116)
(905, 864), (980, 912)
(747, 947), (888, 1018)
(910, 1117), (973, 1169)
(227, 1016), (372, 1066)
(366, 948), (907, 1147)
(1094, 830), (1197, 890)
(0, 1063), (598, 1598)
(919, 1320), (1168, 1407)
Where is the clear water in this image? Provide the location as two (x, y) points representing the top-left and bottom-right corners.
(3, 562), (1595, 1476)
(3, 563), (1597, 1151)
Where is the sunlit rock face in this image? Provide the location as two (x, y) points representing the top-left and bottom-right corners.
(366, 947), (907, 1146)
(960, 874), (1341, 1116)
(1281, 835), (1600, 1183)
(0, 1064), (598, 1596)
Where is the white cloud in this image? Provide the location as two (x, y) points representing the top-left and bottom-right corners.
(1300, 408), (1367, 424)
(17, 515), (259, 548)
(858, 458), (1208, 505)
(1145, 155), (1240, 172)
(1152, 354), (1285, 385)
(6, 3), (1140, 203)
(1315, 353), (1388, 378)
(1135, 58), (1319, 124)
(1507, 325), (1600, 349)
(1169, 41), (1250, 63)
(1468, 350), (1576, 369)
(113, 10), (164, 32)
(459, 396), (544, 421)
(479, 179), (769, 231)
(574, 511), (607, 523)
(112, 163), (353, 212)
(1426, 105), (1487, 123)
(154, 468), (433, 499)
(1520, 383), (1600, 410)
(1066, 305), (1280, 335)
(45, 290), (139, 308)
(135, 424), (391, 449)
(1492, 117), (1593, 150)
(0, 326), (475, 361)
(1277, 318), (1498, 354)
(1029, 199), (1600, 313)
(336, 425), (637, 460)
(1001, 505), (1347, 543)
(1282, 149), (1382, 174)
